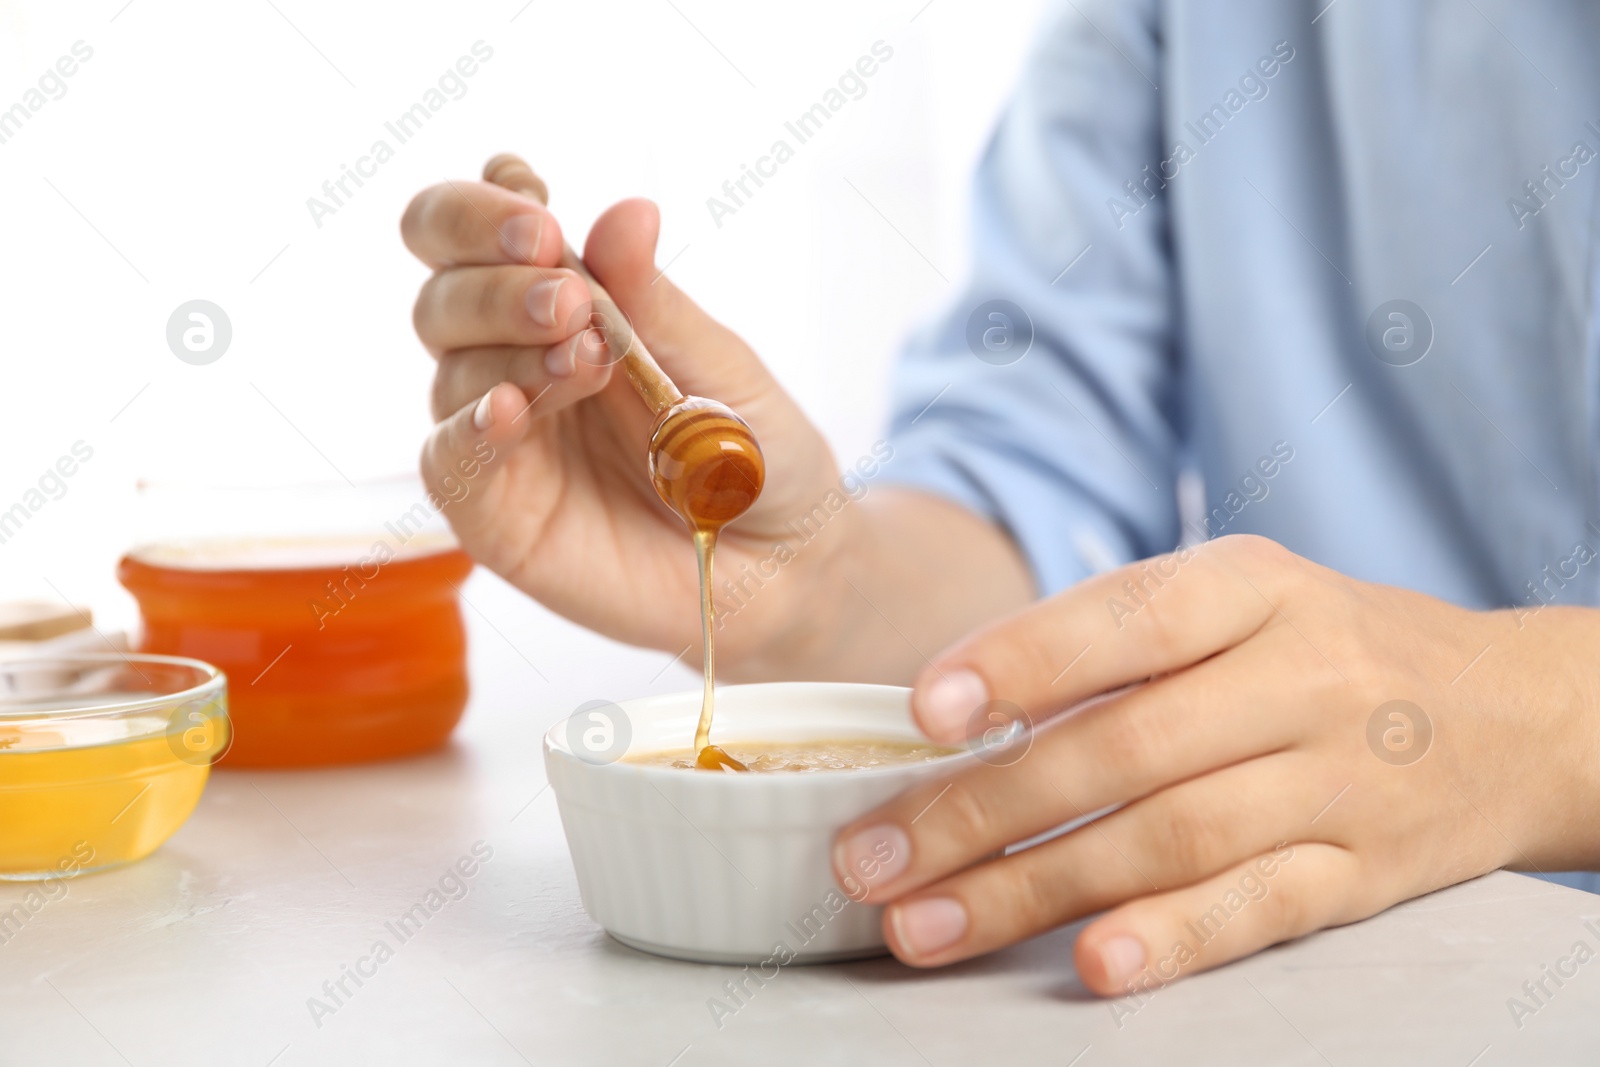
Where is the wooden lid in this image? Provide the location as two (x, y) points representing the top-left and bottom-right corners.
(0, 601), (91, 642)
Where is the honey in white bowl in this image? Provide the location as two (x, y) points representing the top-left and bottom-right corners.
(624, 737), (959, 773)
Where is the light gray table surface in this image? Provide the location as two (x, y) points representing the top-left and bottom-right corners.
(4, 576), (1599, 1067)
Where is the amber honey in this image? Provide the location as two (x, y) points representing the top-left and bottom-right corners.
(0, 720), (218, 876)
(118, 536), (472, 767)
(0, 655), (227, 879)
(625, 739), (960, 773)
(647, 397), (765, 770)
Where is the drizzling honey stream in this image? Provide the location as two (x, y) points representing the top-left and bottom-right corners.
(480, 154), (766, 771)
(649, 398), (765, 771)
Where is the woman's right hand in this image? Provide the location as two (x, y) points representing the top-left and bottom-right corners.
(400, 175), (845, 666)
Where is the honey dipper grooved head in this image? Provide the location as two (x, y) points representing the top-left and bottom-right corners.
(649, 397), (765, 531)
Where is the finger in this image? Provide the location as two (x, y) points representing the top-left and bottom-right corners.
(401, 180), (565, 268)
(874, 755), (1329, 967)
(910, 535), (1310, 745)
(834, 632), (1316, 898)
(419, 382), (554, 563)
(413, 266), (595, 356)
(1074, 843), (1361, 997)
(482, 153), (548, 203)
(430, 344), (613, 422)
(582, 198), (779, 408)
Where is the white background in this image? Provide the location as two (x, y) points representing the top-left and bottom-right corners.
(0, 0), (1043, 706)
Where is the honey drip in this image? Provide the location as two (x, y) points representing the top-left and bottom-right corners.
(647, 397), (765, 771)
(690, 529), (735, 769)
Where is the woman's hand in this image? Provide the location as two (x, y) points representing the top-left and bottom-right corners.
(401, 174), (841, 662)
(833, 534), (1600, 995)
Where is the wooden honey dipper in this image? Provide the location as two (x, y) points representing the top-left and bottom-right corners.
(484, 154), (764, 770)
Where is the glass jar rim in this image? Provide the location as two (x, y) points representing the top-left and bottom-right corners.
(0, 653), (226, 725)
(120, 532), (463, 573)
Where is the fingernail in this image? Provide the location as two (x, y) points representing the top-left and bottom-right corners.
(500, 213), (544, 262)
(1097, 935), (1146, 988)
(890, 897), (967, 958)
(834, 824), (909, 893)
(473, 391), (495, 431)
(915, 668), (988, 741)
(525, 277), (565, 327)
(544, 339), (575, 378)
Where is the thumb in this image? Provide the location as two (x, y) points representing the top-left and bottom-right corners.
(583, 198), (774, 406)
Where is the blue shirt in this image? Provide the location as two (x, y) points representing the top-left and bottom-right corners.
(885, 0), (1600, 892)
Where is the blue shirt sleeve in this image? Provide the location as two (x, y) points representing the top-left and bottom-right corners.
(884, 0), (1179, 596)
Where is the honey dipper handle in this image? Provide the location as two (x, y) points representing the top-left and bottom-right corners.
(483, 154), (684, 416)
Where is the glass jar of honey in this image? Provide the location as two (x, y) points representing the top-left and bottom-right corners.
(117, 475), (481, 767)
(118, 535), (472, 767)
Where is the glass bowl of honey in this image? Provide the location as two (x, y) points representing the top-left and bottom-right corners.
(117, 475), (475, 768)
(0, 654), (228, 880)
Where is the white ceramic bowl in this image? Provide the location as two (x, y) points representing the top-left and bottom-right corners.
(543, 682), (970, 964)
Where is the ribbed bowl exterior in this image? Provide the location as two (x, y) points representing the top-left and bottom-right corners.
(543, 683), (967, 964)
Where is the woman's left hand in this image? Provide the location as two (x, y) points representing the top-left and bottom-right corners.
(832, 534), (1600, 996)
